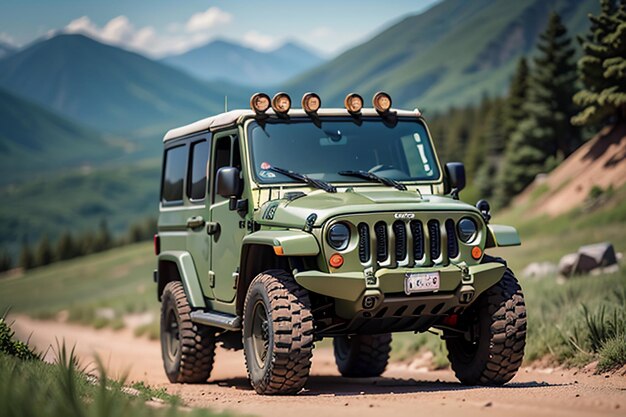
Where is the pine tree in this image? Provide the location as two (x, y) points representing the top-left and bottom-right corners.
(496, 12), (581, 205)
(475, 102), (506, 201)
(503, 58), (530, 140)
(572, 0), (626, 126)
(94, 219), (112, 252)
(18, 238), (35, 270)
(35, 235), (53, 267)
(56, 231), (77, 261)
(0, 248), (12, 273)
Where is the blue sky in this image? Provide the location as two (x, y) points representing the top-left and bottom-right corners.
(0, 0), (440, 57)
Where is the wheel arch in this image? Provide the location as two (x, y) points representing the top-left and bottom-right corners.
(157, 251), (206, 308)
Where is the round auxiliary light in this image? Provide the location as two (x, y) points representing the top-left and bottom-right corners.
(301, 92), (321, 113)
(250, 92), (270, 114)
(457, 218), (478, 243)
(372, 91), (392, 113)
(272, 92), (291, 114)
(327, 223), (350, 251)
(344, 93), (363, 114)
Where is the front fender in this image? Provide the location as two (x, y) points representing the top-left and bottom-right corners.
(242, 230), (320, 256)
(485, 224), (521, 248)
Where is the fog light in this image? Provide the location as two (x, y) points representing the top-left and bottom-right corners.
(329, 253), (344, 268)
(344, 93), (363, 114)
(272, 92), (291, 113)
(362, 295), (377, 309)
(372, 91), (392, 113)
(250, 92), (270, 114)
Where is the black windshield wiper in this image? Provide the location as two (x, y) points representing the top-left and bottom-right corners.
(269, 166), (337, 193)
(338, 170), (407, 191)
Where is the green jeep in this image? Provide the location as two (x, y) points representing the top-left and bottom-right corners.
(154, 92), (526, 395)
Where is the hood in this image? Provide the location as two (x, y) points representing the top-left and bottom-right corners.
(255, 188), (479, 228)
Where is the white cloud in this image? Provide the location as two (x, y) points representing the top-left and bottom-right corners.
(0, 32), (19, 47)
(185, 7), (232, 33)
(62, 7), (232, 57)
(241, 31), (280, 51)
(310, 26), (333, 39)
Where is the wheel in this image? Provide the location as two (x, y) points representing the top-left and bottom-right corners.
(445, 269), (526, 385)
(242, 270), (314, 395)
(160, 281), (216, 383)
(333, 333), (392, 377)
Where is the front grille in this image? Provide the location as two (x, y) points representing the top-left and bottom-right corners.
(358, 223), (370, 263)
(428, 220), (441, 260)
(393, 221), (407, 261)
(445, 219), (459, 258)
(374, 222), (388, 262)
(356, 216), (463, 267)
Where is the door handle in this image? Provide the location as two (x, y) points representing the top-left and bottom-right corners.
(206, 222), (220, 235)
(186, 216), (205, 229)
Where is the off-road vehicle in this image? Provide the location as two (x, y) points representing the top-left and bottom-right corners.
(154, 92), (526, 395)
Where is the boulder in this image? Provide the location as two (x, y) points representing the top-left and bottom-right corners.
(523, 262), (558, 279)
(558, 242), (618, 277)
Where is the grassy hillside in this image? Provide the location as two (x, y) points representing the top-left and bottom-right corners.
(0, 34), (253, 134)
(0, 88), (129, 185)
(0, 161), (160, 254)
(285, 0), (598, 112)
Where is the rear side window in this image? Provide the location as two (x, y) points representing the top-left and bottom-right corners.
(188, 140), (209, 200)
(162, 145), (187, 203)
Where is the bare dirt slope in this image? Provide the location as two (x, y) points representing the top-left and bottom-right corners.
(515, 123), (626, 216)
(11, 316), (626, 417)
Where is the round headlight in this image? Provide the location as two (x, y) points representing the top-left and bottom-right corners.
(372, 91), (392, 113)
(272, 92), (291, 113)
(344, 93), (363, 114)
(301, 92), (321, 113)
(250, 92), (270, 114)
(457, 218), (478, 243)
(328, 223), (350, 251)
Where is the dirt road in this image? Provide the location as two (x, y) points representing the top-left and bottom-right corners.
(11, 315), (626, 417)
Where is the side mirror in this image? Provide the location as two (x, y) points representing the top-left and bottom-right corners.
(216, 167), (241, 198)
(445, 162), (466, 199)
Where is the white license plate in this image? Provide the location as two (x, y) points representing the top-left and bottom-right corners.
(404, 272), (440, 294)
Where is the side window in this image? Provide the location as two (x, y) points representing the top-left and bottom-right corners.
(211, 134), (242, 203)
(162, 145), (187, 203)
(187, 140), (210, 201)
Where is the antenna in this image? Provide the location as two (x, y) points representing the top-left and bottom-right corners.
(224, 95), (228, 112)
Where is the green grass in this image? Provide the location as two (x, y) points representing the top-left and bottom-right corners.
(0, 318), (230, 417)
(0, 243), (158, 330)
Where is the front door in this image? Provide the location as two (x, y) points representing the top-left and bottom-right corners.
(184, 136), (215, 300)
(209, 131), (245, 303)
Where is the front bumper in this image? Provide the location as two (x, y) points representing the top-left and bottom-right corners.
(294, 262), (506, 321)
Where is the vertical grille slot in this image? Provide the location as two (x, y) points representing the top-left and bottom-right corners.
(410, 220), (424, 261)
(445, 219), (459, 258)
(374, 221), (388, 262)
(358, 223), (370, 263)
(393, 221), (407, 261)
(428, 220), (441, 260)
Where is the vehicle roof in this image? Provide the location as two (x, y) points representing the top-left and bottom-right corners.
(163, 108), (423, 142)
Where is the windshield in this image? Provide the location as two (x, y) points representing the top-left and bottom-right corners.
(248, 117), (440, 185)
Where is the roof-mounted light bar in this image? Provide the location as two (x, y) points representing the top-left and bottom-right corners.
(344, 93), (363, 114)
(250, 92), (270, 114)
(272, 92), (291, 114)
(372, 91), (392, 114)
(301, 92), (321, 113)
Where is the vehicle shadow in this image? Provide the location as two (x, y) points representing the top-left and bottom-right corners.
(210, 374), (565, 396)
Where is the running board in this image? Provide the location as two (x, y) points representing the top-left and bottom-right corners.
(190, 310), (241, 331)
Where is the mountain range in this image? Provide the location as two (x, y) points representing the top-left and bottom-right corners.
(0, 41), (15, 59)
(285, 0), (598, 112)
(0, 34), (254, 134)
(161, 39), (323, 86)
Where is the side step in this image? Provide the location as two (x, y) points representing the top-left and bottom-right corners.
(190, 310), (241, 331)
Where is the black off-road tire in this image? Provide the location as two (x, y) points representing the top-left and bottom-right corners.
(445, 269), (526, 385)
(242, 270), (314, 395)
(160, 281), (216, 383)
(333, 333), (392, 377)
